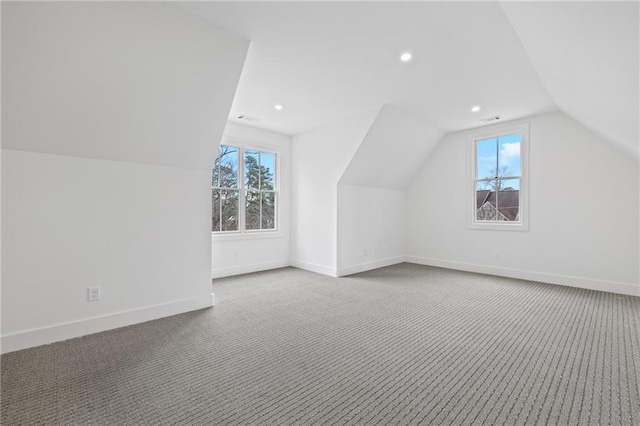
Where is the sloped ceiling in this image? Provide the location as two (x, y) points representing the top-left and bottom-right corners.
(501, 1), (639, 157)
(339, 105), (444, 189)
(2, 2), (249, 170)
(181, 1), (557, 135)
(182, 1), (638, 166)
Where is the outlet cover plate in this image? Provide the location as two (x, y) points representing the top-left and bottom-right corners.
(88, 287), (100, 302)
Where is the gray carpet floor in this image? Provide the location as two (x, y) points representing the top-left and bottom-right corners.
(1, 263), (639, 425)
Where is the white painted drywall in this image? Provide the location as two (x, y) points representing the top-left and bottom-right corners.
(340, 105), (444, 189)
(179, 2), (556, 136)
(1, 2), (248, 352)
(500, 1), (639, 158)
(406, 111), (639, 295)
(337, 185), (405, 276)
(291, 109), (380, 276)
(2, 151), (213, 344)
(211, 122), (292, 278)
(336, 105), (436, 275)
(2, 2), (247, 170)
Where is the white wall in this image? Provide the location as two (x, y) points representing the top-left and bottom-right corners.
(291, 109), (379, 276)
(340, 105), (444, 189)
(337, 185), (405, 276)
(2, 151), (212, 346)
(1, 2), (248, 352)
(406, 111), (639, 296)
(335, 105), (442, 276)
(211, 122), (292, 278)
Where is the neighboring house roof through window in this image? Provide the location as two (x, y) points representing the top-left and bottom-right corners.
(476, 190), (520, 221)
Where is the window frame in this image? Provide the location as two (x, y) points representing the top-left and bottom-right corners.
(212, 139), (280, 238)
(212, 145), (241, 233)
(467, 122), (529, 231)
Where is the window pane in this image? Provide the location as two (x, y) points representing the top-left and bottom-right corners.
(476, 179), (521, 222)
(496, 178), (520, 221)
(212, 162), (219, 188)
(470, 124), (528, 229)
(221, 189), (238, 231)
(476, 182), (497, 221)
(218, 145), (238, 188)
(212, 188), (221, 231)
(244, 150), (260, 189)
(214, 145), (278, 233)
(498, 133), (521, 177)
(498, 177), (520, 191)
(261, 192), (276, 229)
(476, 137), (497, 180)
(245, 190), (261, 230)
(260, 152), (275, 190)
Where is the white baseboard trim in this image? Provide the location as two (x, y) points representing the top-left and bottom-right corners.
(337, 256), (405, 277)
(405, 256), (640, 297)
(290, 259), (338, 277)
(211, 259), (290, 279)
(1, 293), (214, 354)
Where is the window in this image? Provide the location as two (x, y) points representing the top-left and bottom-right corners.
(243, 149), (276, 230)
(469, 123), (529, 230)
(212, 144), (278, 233)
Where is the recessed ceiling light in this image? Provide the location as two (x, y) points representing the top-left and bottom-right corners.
(471, 105), (481, 112)
(400, 52), (412, 63)
(275, 104), (283, 111)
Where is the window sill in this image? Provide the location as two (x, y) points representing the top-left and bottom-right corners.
(212, 230), (283, 242)
(468, 222), (529, 231)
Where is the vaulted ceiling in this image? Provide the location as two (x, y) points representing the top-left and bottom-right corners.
(500, 1), (639, 156)
(182, 1), (638, 156)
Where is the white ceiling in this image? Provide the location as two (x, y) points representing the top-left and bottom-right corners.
(181, 1), (557, 135)
(501, 1), (639, 156)
(340, 105), (444, 189)
(181, 1), (638, 155)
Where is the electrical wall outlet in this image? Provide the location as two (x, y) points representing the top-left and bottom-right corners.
(87, 287), (100, 302)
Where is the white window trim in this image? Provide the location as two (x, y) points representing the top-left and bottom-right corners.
(467, 122), (529, 231)
(212, 139), (281, 239)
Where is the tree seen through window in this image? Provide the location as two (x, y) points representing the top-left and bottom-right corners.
(212, 145), (277, 232)
(475, 133), (521, 222)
